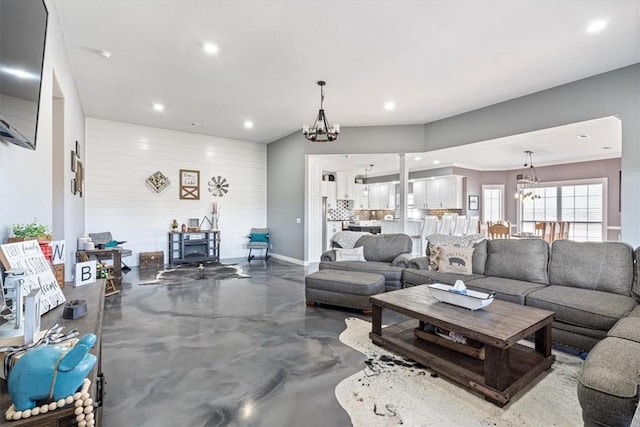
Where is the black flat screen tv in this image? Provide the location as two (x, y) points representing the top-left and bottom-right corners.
(0, 0), (48, 150)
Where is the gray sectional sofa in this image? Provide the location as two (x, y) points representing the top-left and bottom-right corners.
(403, 235), (639, 352)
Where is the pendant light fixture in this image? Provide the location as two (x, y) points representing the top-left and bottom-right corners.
(302, 81), (340, 142)
(362, 164), (374, 197)
(514, 150), (541, 200)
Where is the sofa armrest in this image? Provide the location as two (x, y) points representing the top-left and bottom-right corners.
(408, 256), (430, 270)
(391, 253), (413, 268)
(321, 250), (336, 262)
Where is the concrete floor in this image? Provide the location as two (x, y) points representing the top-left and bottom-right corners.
(101, 259), (382, 427)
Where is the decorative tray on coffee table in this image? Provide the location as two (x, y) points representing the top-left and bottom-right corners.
(427, 283), (495, 311)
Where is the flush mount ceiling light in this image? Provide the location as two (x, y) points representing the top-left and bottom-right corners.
(302, 81), (340, 142)
(203, 42), (219, 55)
(97, 49), (111, 59)
(514, 150), (541, 201)
(586, 19), (607, 34)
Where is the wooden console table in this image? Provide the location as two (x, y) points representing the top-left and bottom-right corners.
(79, 249), (122, 286)
(370, 285), (555, 407)
(0, 281), (105, 426)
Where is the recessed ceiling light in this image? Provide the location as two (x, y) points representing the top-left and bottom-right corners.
(98, 49), (111, 59)
(152, 103), (164, 112)
(577, 134), (590, 139)
(414, 156), (422, 161)
(602, 146), (612, 150)
(384, 101), (395, 111)
(586, 20), (607, 34)
(244, 120), (254, 129)
(433, 160), (440, 165)
(191, 122), (204, 127)
(203, 43), (219, 55)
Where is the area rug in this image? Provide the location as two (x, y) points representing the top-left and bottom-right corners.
(138, 263), (250, 285)
(335, 317), (583, 426)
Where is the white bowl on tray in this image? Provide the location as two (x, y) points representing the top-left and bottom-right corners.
(427, 283), (495, 311)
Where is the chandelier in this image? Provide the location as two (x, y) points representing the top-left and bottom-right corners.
(302, 81), (340, 142)
(514, 150), (541, 201)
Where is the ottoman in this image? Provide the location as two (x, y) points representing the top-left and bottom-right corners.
(305, 270), (385, 314)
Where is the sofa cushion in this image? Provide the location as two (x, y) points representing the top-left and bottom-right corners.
(526, 285), (637, 331)
(465, 276), (546, 305)
(319, 261), (404, 288)
(436, 246), (474, 275)
(355, 234), (412, 263)
(578, 337), (640, 427)
(425, 234), (487, 274)
(402, 268), (485, 287)
(607, 317), (640, 343)
(485, 239), (549, 284)
(549, 240), (635, 296)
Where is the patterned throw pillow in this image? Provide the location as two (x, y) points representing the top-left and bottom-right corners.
(335, 246), (366, 262)
(429, 245), (440, 270)
(437, 245), (474, 275)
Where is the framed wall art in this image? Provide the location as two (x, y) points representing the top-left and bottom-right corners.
(468, 195), (479, 211)
(179, 169), (200, 200)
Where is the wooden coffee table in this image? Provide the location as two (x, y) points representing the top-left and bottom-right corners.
(370, 285), (555, 406)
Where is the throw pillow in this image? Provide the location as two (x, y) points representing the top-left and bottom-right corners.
(428, 245), (440, 270)
(437, 245), (474, 275)
(249, 232), (269, 243)
(335, 246), (366, 262)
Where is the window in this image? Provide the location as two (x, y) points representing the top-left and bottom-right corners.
(482, 185), (504, 222)
(519, 179), (606, 241)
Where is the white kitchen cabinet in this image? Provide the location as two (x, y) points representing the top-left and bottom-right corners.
(326, 221), (343, 249)
(321, 180), (337, 208)
(425, 176), (463, 208)
(368, 183), (393, 209)
(413, 180), (427, 208)
(336, 173), (356, 200)
(440, 176), (463, 209)
(354, 183), (368, 209)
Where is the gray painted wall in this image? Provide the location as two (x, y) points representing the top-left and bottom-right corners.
(267, 64), (640, 262)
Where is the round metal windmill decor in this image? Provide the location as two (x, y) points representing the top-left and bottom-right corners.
(208, 176), (229, 197)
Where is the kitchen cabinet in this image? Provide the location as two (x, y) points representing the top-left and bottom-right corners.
(425, 176), (463, 208)
(368, 183), (393, 209)
(321, 180), (337, 208)
(413, 180), (427, 208)
(354, 183), (368, 209)
(336, 173), (355, 200)
(326, 220), (343, 249)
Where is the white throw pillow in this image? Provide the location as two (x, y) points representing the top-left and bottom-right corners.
(335, 246), (366, 262)
(437, 245), (474, 275)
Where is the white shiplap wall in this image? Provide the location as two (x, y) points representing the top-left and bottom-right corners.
(86, 118), (266, 264)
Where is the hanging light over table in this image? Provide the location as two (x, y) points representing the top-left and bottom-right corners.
(303, 81), (340, 142)
(514, 150), (541, 200)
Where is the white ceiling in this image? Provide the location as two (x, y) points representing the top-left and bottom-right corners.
(313, 116), (622, 177)
(50, 1), (640, 144)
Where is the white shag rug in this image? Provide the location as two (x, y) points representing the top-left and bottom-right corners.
(335, 317), (584, 427)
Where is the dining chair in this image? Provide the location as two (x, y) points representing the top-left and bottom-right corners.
(488, 222), (511, 239)
(452, 215), (467, 236)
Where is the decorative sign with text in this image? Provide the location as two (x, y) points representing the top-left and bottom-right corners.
(74, 260), (96, 287)
(0, 240), (66, 315)
(51, 240), (65, 265)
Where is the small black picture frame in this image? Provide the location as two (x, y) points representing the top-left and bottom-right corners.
(468, 195), (479, 211)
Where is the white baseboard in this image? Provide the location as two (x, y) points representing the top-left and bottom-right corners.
(270, 253), (307, 266)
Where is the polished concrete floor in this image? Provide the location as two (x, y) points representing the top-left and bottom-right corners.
(101, 259), (391, 427)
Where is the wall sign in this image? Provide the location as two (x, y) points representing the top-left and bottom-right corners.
(179, 169), (200, 200)
(0, 240), (66, 315)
